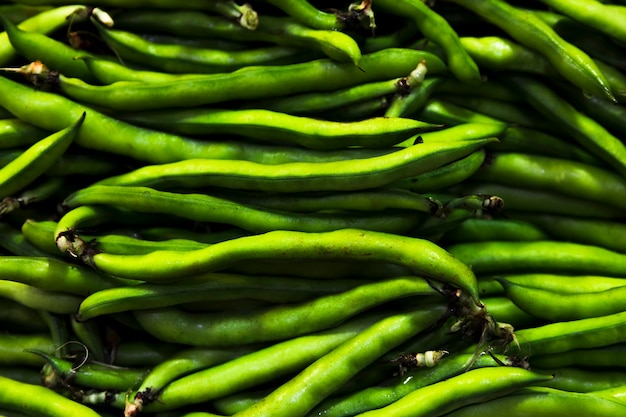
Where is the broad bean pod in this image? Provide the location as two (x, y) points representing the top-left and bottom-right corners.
(60, 185), (425, 234)
(374, 0), (481, 84)
(442, 217), (549, 243)
(124, 311), (392, 414)
(530, 344), (626, 369)
(448, 240), (626, 277)
(447, 0), (615, 101)
(354, 366), (552, 417)
(77, 272), (368, 320)
(0, 375), (103, 417)
(0, 112), (84, 199)
(0, 74), (395, 164)
(119, 109), (434, 150)
(499, 273), (626, 295)
(232, 305), (448, 417)
(81, 228), (482, 304)
(93, 135), (497, 192)
(471, 152), (626, 210)
(444, 386), (626, 417)
(132, 276), (443, 346)
(498, 278), (626, 321)
(504, 74), (626, 178)
(0, 119), (48, 149)
(54, 48), (447, 111)
(538, 367), (626, 393)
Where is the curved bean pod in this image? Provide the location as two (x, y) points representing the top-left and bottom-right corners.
(119, 109), (434, 150)
(530, 344), (626, 369)
(0, 375), (102, 417)
(442, 386), (626, 417)
(0, 112), (84, 199)
(499, 273), (626, 294)
(232, 305), (448, 417)
(0, 280), (81, 314)
(448, 240), (626, 277)
(54, 48), (447, 111)
(354, 366), (552, 417)
(0, 119), (48, 149)
(93, 137), (497, 192)
(448, 0), (615, 101)
(132, 276), (443, 346)
(498, 278), (626, 321)
(125, 311), (391, 414)
(84, 228), (481, 304)
(60, 185), (425, 234)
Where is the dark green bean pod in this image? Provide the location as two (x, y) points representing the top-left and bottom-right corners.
(0, 298), (47, 333)
(442, 217), (549, 243)
(530, 344), (626, 369)
(0, 333), (53, 366)
(0, 119), (48, 149)
(384, 77), (442, 119)
(537, 367), (626, 393)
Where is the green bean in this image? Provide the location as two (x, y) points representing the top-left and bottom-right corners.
(123, 311), (391, 414)
(78, 55), (193, 84)
(112, 340), (184, 368)
(389, 149), (486, 194)
(0, 119), (47, 149)
(434, 78), (522, 103)
(82, 228), (482, 305)
(118, 109), (434, 150)
(529, 344), (626, 369)
(354, 366), (551, 417)
(54, 48), (447, 111)
(456, 182), (626, 218)
(309, 96), (389, 122)
(132, 276), (443, 347)
(503, 74), (626, 177)
(510, 213), (626, 253)
(374, 0), (480, 84)
(0, 366), (42, 386)
(448, 240), (626, 277)
(60, 185), (425, 235)
(27, 349), (148, 391)
(0, 112), (84, 199)
(498, 278), (626, 321)
(94, 22), (306, 74)
(93, 136), (496, 193)
(0, 375), (103, 417)
(447, 0), (615, 102)
(441, 386), (626, 417)
(472, 152), (626, 210)
(538, 367), (626, 392)
(232, 305), (447, 417)
(8, 0), (212, 8)
(70, 317), (106, 363)
(203, 0), (258, 30)
(77, 272), (367, 320)
(537, 0), (626, 44)
(442, 217), (549, 243)
(596, 59), (626, 102)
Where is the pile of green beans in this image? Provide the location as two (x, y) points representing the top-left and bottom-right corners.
(0, 1), (626, 416)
